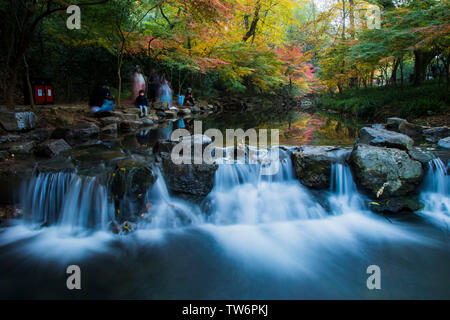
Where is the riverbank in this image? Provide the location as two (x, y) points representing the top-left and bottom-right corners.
(317, 81), (450, 125)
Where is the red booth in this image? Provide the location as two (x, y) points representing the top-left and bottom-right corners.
(44, 85), (54, 103)
(33, 84), (46, 104)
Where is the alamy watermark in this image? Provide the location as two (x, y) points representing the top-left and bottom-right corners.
(66, 5), (81, 30)
(170, 121), (280, 175)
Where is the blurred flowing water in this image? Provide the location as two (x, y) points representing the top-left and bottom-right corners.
(0, 131), (449, 299)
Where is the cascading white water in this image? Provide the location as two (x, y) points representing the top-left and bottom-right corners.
(420, 158), (449, 222)
(21, 172), (114, 233)
(328, 163), (365, 215)
(207, 148), (327, 225)
(141, 168), (203, 229)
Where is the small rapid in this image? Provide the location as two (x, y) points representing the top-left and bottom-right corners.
(420, 158), (450, 224)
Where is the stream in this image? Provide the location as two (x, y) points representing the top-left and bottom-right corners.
(0, 110), (449, 299)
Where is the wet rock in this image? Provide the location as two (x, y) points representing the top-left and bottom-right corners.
(31, 128), (53, 142)
(164, 110), (177, 119)
(99, 117), (121, 126)
(0, 110), (37, 131)
(119, 120), (142, 133)
(141, 119), (154, 127)
(122, 113), (139, 121)
(101, 123), (118, 135)
(153, 102), (169, 111)
(398, 122), (423, 138)
(69, 121), (100, 140)
(349, 144), (423, 198)
(386, 117), (407, 131)
(35, 139), (72, 157)
(422, 127), (450, 142)
(408, 148), (435, 164)
(191, 106), (200, 113)
(111, 159), (157, 221)
(178, 108), (191, 115)
(0, 151), (9, 161)
(437, 137), (450, 149)
(1, 141), (36, 159)
(357, 127), (413, 151)
(0, 162), (34, 204)
(367, 197), (424, 214)
(291, 146), (348, 189)
(0, 134), (23, 144)
(160, 152), (218, 196)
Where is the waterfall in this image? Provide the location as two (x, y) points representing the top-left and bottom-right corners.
(141, 168), (204, 229)
(207, 148), (327, 225)
(21, 172), (114, 233)
(328, 163), (365, 214)
(420, 158), (449, 222)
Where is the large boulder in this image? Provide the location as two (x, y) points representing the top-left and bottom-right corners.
(0, 110), (37, 132)
(386, 117), (407, 131)
(111, 159), (157, 222)
(291, 146), (348, 189)
(99, 117), (121, 126)
(349, 144), (423, 198)
(160, 152), (218, 196)
(422, 127), (450, 142)
(398, 121), (423, 138)
(357, 127), (414, 151)
(438, 136), (450, 149)
(35, 139), (72, 158)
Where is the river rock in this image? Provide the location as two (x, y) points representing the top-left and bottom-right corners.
(2, 141), (36, 159)
(398, 122), (423, 138)
(101, 123), (118, 135)
(422, 127), (450, 142)
(111, 159), (157, 222)
(35, 139), (72, 157)
(367, 197), (424, 214)
(386, 117), (407, 131)
(357, 127), (414, 151)
(408, 148), (434, 164)
(153, 102), (169, 111)
(291, 146), (348, 189)
(0, 110), (37, 132)
(438, 137), (450, 149)
(0, 162), (34, 203)
(122, 113), (139, 121)
(349, 144), (423, 198)
(99, 117), (121, 126)
(160, 152), (218, 196)
(119, 120), (142, 132)
(178, 108), (191, 115)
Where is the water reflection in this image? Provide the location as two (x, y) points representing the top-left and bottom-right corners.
(203, 110), (360, 146)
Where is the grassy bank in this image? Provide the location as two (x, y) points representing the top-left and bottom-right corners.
(317, 81), (450, 122)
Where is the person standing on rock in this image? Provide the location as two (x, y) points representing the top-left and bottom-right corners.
(132, 66), (146, 105)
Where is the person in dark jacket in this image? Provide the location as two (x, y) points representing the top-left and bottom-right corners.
(135, 89), (149, 117)
(184, 88), (195, 106)
(89, 82), (114, 114)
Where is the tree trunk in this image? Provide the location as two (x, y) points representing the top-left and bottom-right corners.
(23, 55), (34, 108)
(390, 58), (400, 86)
(413, 50), (435, 85)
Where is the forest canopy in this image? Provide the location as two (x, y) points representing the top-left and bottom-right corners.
(0, 0), (448, 107)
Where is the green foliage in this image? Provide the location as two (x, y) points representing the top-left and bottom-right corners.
(318, 81), (450, 120)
